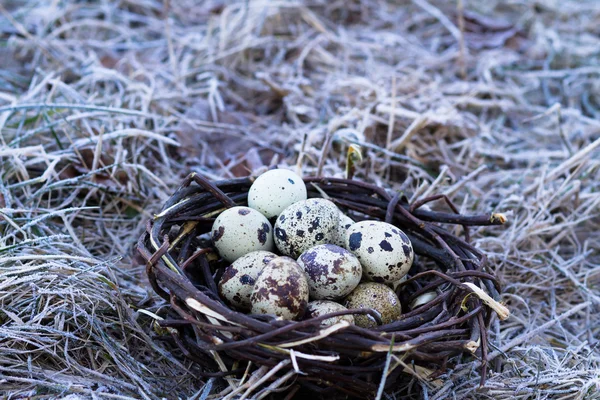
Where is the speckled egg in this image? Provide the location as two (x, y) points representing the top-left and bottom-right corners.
(332, 211), (354, 247)
(344, 282), (402, 328)
(248, 169), (307, 218)
(211, 206), (274, 262)
(345, 221), (414, 283)
(218, 251), (278, 311)
(274, 199), (339, 258)
(305, 300), (354, 327)
(250, 257), (309, 320)
(297, 244), (361, 300)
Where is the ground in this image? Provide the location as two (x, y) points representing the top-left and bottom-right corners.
(1, 0), (599, 399)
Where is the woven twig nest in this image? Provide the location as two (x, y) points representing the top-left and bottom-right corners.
(137, 172), (508, 399)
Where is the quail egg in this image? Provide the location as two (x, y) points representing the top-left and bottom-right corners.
(211, 206), (274, 262)
(344, 282), (402, 328)
(332, 211), (354, 247)
(297, 244), (361, 300)
(274, 198), (339, 258)
(346, 221), (414, 283)
(248, 169), (307, 218)
(305, 300), (354, 327)
(218, 251), (278, 311)
(250, 257), (309, 320)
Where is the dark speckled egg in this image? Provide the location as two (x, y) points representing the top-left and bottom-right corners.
(297, 244), (361, 300)
(250, 257), (309, 320)
(345, 221), (414, 284)
(218, 251), (278, 311)
(274, 199), (339, 258)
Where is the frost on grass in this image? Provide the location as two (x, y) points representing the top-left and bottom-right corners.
(1, 0), (599, 399)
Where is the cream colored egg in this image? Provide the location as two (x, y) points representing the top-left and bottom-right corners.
(211, 206), (274, 262)
(248, 169), (307, 218)
(305, 300), (354, 327)
(218, 251), (278, 311)
(346, 221), (414, 284)
(297, 244), (361, 300)
(274, 199), (339, 258)
(250, 257), (309, 320)
(344, 282), (402, 328)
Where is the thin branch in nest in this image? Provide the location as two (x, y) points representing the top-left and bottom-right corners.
(375, 338), (395, 400)
(239, 360), (291, 400)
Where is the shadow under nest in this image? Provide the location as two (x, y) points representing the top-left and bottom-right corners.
(137, 172), (507, 399)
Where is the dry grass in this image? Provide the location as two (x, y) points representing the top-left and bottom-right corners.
(1, 0), (599, 398)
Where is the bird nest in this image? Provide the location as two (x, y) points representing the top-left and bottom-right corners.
(137, 172), (508, 399)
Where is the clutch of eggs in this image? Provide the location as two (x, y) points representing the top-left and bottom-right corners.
(209, 168), (416, 326)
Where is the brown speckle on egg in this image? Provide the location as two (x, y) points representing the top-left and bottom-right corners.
(257, 223), (270, 245)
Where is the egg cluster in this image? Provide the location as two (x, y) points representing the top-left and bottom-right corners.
(211, 169), (425, 328)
